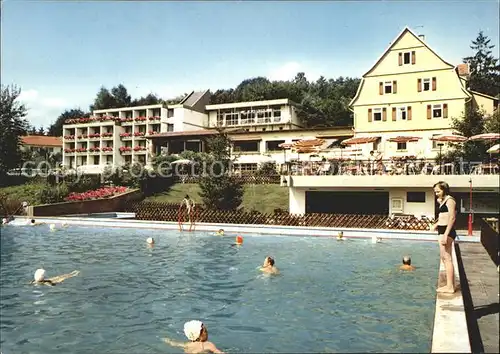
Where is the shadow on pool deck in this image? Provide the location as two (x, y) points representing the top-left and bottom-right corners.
(456, 242), (499, 354)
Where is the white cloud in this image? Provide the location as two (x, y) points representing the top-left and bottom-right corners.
(17, 89), (88, 129)
(266, 61), (324, 82)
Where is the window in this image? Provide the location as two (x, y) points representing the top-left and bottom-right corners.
(384, 81), (393, 94)
(403, 52), (411, 65)
(233, 141), (259, 152)
(398, 107), (407, 120)
(266, 140), (285, 151)
(106, 155), (113, 164)
(93, 156), (99, 165)
(225, 113), (239, 126)
(431, 134), (441, 149)
(422, 78), (431, 91)
(373, 108), (382, 121)
(167, 124), (174, 132)
(397, 142), (407, 151)
(432, 104), (442, 118)
(407, 192), (426, 203)
(391, 198), (404, 213)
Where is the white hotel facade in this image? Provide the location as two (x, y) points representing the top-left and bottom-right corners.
(62, 90), (353, 174)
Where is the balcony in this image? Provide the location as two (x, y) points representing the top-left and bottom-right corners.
(120, 133), (133, 140)
(133, 132), (146, 139)
(148, 116), (161, 122)
(101, 147), (113, 154)
(120, 118), (134, 126)
(64, 135), (75, 140)
(119, 147), (132, 155)
(88, 133), (101, 140)
(133, 146), (147, 154)
(88, 147), (100, 154)
(101, 132), (113, 139)
(134, 117), (147, 124)
(75, 148), (88, 154)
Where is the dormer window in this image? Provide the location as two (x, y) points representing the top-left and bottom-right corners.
(398, 51), (416, 66)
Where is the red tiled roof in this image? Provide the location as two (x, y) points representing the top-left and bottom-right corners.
(21, 135), (62, 147)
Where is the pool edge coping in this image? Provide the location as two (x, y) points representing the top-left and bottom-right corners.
(430, 243), (471, 353)
(9, 215), (481, 243)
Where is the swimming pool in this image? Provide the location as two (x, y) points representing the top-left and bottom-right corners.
(0, 225), (439, 353)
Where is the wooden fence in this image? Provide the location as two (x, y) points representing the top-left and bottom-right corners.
(122, 201), (434, 231)
(173, 175), (281, 185)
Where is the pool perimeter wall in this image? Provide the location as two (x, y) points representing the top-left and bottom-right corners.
(6, 216), (474, 353)
(14, 215), (481, 243)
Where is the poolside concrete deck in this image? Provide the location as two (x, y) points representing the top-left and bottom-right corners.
(457, 242), (499, 354)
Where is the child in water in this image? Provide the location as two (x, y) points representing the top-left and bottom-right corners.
(163, 320), (224, 353)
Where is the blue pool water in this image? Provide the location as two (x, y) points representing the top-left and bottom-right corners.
(0, 224), (439, 353)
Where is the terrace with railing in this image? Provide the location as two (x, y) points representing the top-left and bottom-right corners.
(285, 158), (499, 176)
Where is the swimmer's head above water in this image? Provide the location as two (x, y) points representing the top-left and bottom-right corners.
(34, 268), (46, 282)
(263, 256), (275, 267)
(402, 255), (411, 265)
(184, 320), (207, 342)
(147, 237), (155, 245)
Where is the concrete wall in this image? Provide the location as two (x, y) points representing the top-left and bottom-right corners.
(29, 189), (143, 217)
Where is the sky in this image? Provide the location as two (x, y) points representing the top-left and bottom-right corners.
(2, 0), (499, 129)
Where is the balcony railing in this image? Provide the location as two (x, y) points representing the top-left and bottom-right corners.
(283, 158), (500, 176)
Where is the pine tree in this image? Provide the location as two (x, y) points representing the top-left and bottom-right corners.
(198, 128), (243, 210)
(463, 31), (500, 97)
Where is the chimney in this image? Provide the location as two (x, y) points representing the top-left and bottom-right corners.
(418, 34), (425, 41)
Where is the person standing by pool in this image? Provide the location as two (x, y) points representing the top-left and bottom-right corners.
(180, 195), (196, 231)
(163, 320), (224, 353)
(432, 181), (457, 294)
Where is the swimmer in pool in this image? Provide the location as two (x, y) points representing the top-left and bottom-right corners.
(230, 235), (243, 247)
(336, 231), (345, 241)
(215, 229), (224, 236)
(399, 255), (416, 271)
(163, 320), (224, 354)
(260, 256), (279, 275)
(30, 269), (80, 286)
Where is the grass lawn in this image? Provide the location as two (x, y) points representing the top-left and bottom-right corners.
(145, 183), (289, 214)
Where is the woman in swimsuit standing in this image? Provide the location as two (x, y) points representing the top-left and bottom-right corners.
(432, 181), (457, 294)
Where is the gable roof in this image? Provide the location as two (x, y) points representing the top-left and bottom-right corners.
(21, 135), (62, 147)
(362, 26), (455, 77)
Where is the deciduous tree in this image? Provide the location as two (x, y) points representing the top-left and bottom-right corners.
(0, 85), (30, 178)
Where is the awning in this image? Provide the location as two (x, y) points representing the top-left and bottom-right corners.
(341, 136), (380, 145)
(231, 136), (262, 142)
(386, 136), (422, 143)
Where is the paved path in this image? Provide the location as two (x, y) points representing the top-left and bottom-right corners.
(457, 242), (499, 354)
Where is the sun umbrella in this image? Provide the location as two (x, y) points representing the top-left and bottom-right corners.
(386, 136), (421, 143)
(429, 134), (468, 143)
(468, 133), (500, 141)
(487, 143), (500, 154)
(170, 159), (193, 164)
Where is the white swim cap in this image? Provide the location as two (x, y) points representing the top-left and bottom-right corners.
(34, 269), (46, 282)
(49, 224), (56, 230)
(2, 218), (7, 224)
(184, 320), (203, 341)
(146, 237), (154, 244)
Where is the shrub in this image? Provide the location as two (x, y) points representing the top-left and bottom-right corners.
(39, 184), (70, 204)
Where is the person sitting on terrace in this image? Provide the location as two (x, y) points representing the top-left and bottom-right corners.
(399, 256), (416, 271)
(163, 320), (224, 353)
(260, 256), (280, 275)
(30, 268), (80, 286)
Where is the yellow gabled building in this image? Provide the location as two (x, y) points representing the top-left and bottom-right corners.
(349, 26), (498, 159)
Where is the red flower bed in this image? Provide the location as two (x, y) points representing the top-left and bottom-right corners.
(65, 186), (128, 202)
